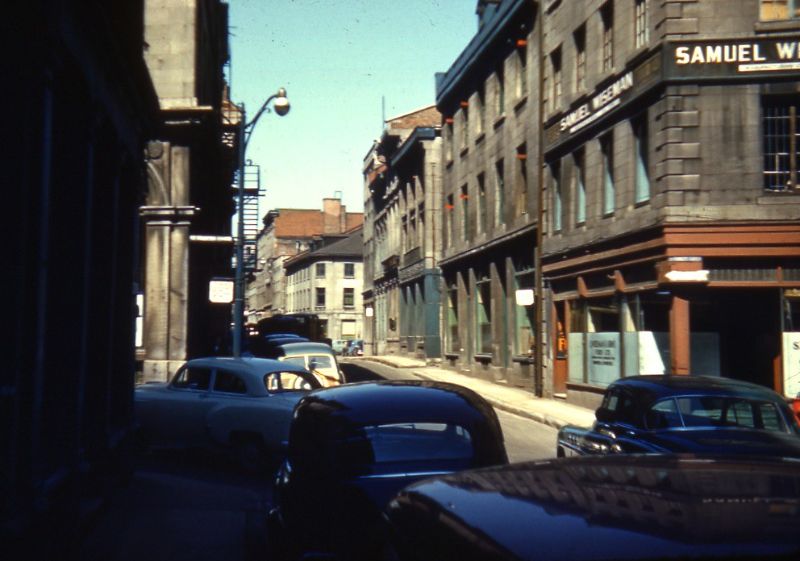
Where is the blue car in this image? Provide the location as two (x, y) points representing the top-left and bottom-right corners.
(557, 375), (800, 457)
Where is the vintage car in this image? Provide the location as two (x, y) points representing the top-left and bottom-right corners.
(384, 454), (800, 561)
(134, 356), (322, 471)
(267, 380), (508, 561)
(272, 341), (345, 387)
(557, 375), (800, 458)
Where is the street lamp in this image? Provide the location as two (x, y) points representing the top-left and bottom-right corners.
(233, 87), (290, 357)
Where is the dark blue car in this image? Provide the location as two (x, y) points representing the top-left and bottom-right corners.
(557, 375), (800, 457)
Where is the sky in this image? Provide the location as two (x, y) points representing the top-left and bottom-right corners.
(228, 0), (478, 214)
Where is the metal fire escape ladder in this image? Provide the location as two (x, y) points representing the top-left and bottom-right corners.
(233, 161), (263, 273)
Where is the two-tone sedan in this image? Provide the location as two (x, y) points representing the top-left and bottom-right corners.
(134, 356), (322, 471)
(557, 375), (800, 458)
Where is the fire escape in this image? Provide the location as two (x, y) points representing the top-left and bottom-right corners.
(233, 160), (263, 273)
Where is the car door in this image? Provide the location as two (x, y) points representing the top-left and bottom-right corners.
(164, 365), (218, 447)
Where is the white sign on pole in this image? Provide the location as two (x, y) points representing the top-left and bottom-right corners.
(515, 289), (535, 306)
(782, 333), (800, 398)
(209, 279), (234, 304)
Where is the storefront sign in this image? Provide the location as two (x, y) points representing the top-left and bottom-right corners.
(783, 333), (800, 398)
(666, 37), (800, 79)
(559, 72), (634, 135)
(587, 333), (621, 386)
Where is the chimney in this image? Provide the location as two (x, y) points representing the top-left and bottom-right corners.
(322, 197), (345, 234)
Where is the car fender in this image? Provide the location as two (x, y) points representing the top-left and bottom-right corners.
(205, 395), (301, 451)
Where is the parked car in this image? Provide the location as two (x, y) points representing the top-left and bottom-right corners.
(384, 454), (800, 561)
(331, 339), (350, 355)
(267, 380), (508, 561)
(344, 338), (364, 356)
(134, 357), (322, 471)
(557, 375), (800, 458)
(270, 341), (345, 387)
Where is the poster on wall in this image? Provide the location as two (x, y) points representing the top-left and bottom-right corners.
(783, 333), (800, 399)
(587, 333), (621, 386)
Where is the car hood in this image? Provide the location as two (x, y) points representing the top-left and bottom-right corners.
(649, 428), (800, 457)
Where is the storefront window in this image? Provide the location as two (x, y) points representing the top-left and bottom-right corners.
(513, 271), (535, 356)
(447, 285), (460, 353)
(476, 279), (492, 354)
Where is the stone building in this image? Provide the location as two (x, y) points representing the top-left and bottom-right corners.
(362, 106), (443, 357)
(246, 198), (363, 328)
(435, 0), (542, 389)
(540, 0), (800, 407)
(140, 0), (238, 380)
(285, 227), (365, 342)
(6, 3), (158, 555)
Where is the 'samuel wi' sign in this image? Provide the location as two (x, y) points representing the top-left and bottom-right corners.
(666, 37), (800, 79)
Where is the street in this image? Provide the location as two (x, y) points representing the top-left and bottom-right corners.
(341, 359), (558, 462)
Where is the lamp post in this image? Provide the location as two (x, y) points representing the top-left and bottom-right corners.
(233, 87), (290, 357)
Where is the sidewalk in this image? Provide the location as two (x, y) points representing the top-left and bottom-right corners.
(360, 355), (596, 429)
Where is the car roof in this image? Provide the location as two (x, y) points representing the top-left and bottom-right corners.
(609, 375), (784, 402)
(183, 356), (309, 376)
(278, 341), (335, 355)
(297, 380), (496, 427)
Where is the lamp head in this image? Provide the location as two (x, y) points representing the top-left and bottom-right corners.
(273, 87), (290, 116)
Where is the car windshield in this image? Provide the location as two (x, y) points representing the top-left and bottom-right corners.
(646, 396), (789, 432)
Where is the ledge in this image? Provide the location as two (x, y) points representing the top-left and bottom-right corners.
(473, 353), (493, 363)
(512, 355), (535, 365)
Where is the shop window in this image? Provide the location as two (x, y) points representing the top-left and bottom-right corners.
(513, 271), (535, 356)
(761, 0), (800, 20)
(601, 2), (614, 72)
(633, 114), (650, 203)
(635, 0), (649, 49)
(601, 133), (615, 215)
(495, 159), (505, 226)
(574, 148), (586, 225)
(763, 98), (799, 191)
(447, 285), (460, 353)
(476, 279), (493, 355)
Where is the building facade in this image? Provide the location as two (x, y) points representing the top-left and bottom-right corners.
(435, 0), (543, 390)
(363, 106), (443, 358)
(139, 0), (238, 380)
(540, 0), (800, 407)
(6, 3), (158, 555)
(285, 227), (365, 342)
(246, 198), (363, 328)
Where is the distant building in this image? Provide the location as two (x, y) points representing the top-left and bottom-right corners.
(363, 106), (443, 357)
(246, 198), (363, 328)
(140, 0), (237, 381)
(7, 2), (158, 555)
(285, 227), (365, 342)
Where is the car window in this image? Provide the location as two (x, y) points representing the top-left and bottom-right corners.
(672, 396), (788, 432)
(600, 389), (636, 424)
(363, 423), (473, 463)
(309, 355), (334, 369)
(645, 398), (682, 429)
(280, 356), (306, 367)
(213, 370), (247, 394)
(264, 371), (317, 392)
(172, 367), (211, 390)
(759, 403), (788, 432)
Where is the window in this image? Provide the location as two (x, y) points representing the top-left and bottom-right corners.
(460, 104), (469, 149)
(513, 271), (535, 356)
(344, 262), (355, 278)
(551, 160), (563, 232)
(214, 370), (247, 394)
(476, 279), (492, 354)
(362, 423), (473, 465)
(315, 287), (326, 309)
(446, 193), (455, 246)
(516, 42), (528, 98)
(477, 173), (487, 234)
(496, 62), (505, 116)
(574, 25), (586, 92)
(761, 0), (800, 20)
(495, 159), (505, 226)
(447, 285), (460, 353)
(516, 145), (528, 215)
(574, 148), (586, 225)
(477, 84), (486, 136)
(343, 287), (355, 308)
(633, 114), (650, 203)
(763, 98), (800, 191)
(341, 319), (356, 337)
(172, 367), (211, 390)
(635, 0), (649, 49)
(601, 2), (614, 72)
(601, 133), (615, 215)
(315, 263), (326, 278)
(551, 47), (562, 111)
(445, 120), (454, 161)
(461, 184), (469, 239)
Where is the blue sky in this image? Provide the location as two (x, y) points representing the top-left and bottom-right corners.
(229, 1), (478, 213)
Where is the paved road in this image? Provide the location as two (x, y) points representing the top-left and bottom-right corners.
(340, 359), (558, 462)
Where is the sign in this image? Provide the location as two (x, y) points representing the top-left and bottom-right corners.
(664, 269), (710, 282)
(559, 72), (634, 135)
(666, 37), (800, 79)
(587, 333), (621, 386)
(515, 289), (535, 306)
(365, 306), (374, 317)
(783, 333), (800, 399)
(209, 279), (234, 304)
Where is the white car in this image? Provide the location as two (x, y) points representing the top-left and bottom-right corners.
(273, 341), (345, 387)
(134, 356), (322, 471)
